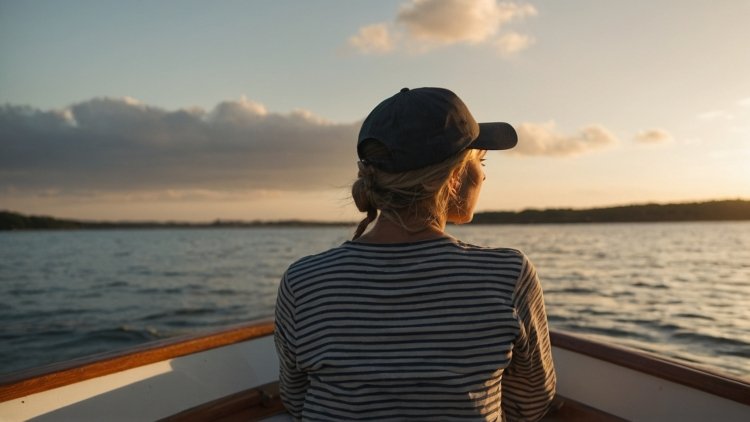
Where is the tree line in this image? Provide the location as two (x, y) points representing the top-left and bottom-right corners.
(2, 199), (749, 230)
(0, 211), (352, 230)
(471, 200), (750, 224)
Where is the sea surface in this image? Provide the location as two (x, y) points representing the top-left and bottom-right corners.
(1, 222), (749, 380)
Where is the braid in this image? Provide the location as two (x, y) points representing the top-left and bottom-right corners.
(352, 161), (378, 240)
(353, 206), (377, 240)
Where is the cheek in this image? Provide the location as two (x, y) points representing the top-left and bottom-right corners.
(458, 166), (483, 203)
(467, 164), (484, 203)
(467, 163), (484, 187)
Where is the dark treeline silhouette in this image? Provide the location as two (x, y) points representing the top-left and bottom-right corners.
(0, 211), (353, 231)
(2, 199), (749, 230)
(471, 200), (750, 224)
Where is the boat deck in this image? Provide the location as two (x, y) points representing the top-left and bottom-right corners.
(2, 319), (748, 421)
(162, 381), (626, 422)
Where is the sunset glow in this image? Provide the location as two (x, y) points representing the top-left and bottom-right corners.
(1, 1), (749, 221)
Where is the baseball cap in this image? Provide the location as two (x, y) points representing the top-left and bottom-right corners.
(357, 87), (517, 172)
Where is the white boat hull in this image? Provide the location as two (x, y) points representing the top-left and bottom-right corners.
(553, 347), (748, 421)
(1, 320), (748, 421)
(1, 337), (277, 421)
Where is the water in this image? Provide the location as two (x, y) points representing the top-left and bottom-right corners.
(1, 222), (748, 381)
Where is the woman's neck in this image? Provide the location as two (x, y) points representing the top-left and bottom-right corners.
(354, 216), (448, 244)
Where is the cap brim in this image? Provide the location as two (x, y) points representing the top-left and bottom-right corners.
(470, 122), (518, 150)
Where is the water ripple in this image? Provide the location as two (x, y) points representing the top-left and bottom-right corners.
(1, 223), (748, 380)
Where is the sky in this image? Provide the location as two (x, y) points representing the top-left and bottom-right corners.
(1, 0), (749, 222)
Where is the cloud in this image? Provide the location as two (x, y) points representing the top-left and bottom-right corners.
(0, 98), (359, 195)
(513, 122), (618, 156)
(696, 97), (750, 129)
(347, 23), (395, 54)
(1, 98), (623, 199)
(399, 0), (505, 44)
(697, 110), (734, 121)
(494, 32), (535, 56)
(348, 0), (536, 56)
(634, 129), (673, 144)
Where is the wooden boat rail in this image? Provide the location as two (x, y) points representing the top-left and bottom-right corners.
(2, 318), (749, 410)
(0, 318), (275, 402)
(550, 331), (750, 406)
(161, 381), (627, 422)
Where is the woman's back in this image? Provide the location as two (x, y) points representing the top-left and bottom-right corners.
(275, 87), (555, 420)
(275, 237), (555, 421)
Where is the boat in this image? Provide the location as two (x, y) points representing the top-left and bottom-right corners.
(1, 317), (748, 421)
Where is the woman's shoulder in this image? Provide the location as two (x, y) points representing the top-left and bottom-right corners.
(286, 237), (456, 271)
(283, 238), (533, 281)
(451, 240), (538, 273)
(453, 239), (527, 258)
(286, 243), (350, 272)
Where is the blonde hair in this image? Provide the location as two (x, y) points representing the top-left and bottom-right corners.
(351, 140), (481, 240)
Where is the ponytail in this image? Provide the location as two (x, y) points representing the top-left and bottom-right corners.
(352, 161), (378, 240)
(351, 140), (478, 240)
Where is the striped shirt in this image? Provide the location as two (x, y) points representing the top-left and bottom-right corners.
(274, 236), (555, 421)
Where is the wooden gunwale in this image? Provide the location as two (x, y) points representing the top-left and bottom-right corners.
(0, 318), (275, 402)
(1, 319), (748, 407)
(161, 382), (627, 422)
(550, 330), (750, 405)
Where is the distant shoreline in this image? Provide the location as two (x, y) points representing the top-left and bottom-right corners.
(2, 199), (750, 230)
(471, 199), (750, 225)
(0, 212), (355, 231)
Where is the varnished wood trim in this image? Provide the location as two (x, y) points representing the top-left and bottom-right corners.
(160, 382), (284, 422)
(3, 320), (748, 409)
(159, 383), (624, 422)
(550, 330), (750, 406)
(542, 394), (627, 421)
(0, 318), (275, 402)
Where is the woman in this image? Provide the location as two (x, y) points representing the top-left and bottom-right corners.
(275, 87), (556, 421)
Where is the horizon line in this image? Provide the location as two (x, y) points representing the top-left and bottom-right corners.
(3, 197), (748, 225)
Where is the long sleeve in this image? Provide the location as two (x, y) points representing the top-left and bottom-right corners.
(274, 271), (309, 419)
(502, 255), (556, 421)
